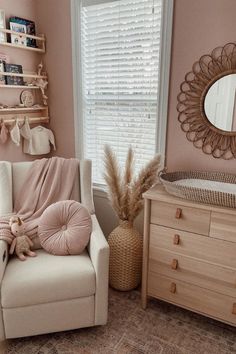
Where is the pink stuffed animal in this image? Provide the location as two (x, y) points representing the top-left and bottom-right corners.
(9, 216), (36, 261)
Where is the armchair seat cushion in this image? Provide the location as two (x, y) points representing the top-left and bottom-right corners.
(1, 249), (96, 308)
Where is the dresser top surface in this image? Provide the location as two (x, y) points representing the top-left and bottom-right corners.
(143, 183), (236, 215)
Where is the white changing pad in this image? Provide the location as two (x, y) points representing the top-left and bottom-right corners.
(175, 178), (236, 194)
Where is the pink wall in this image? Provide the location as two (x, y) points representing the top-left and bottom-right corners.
(166, 0), (236, 173)
(35, 0), (75, 159)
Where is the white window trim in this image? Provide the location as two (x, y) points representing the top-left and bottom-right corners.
(71, 0), (173, 170)
(71, 0), (83, 160)
(155, 0), (173, 162)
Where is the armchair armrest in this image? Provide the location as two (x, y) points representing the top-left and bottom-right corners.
(88, 215), (109, 325)
(0, 240), (7, 340)
(0, 240), (8, 284)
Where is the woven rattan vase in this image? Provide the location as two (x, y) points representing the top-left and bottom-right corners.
(108, 220), (143, 291)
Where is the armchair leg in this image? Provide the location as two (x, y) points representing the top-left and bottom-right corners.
(0, 339), (7, 350)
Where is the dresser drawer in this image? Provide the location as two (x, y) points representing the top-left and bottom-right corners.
(149, 248), (236, 297)
(150, 224), (236, 269)
(151, 201), (210, 235)
(148, 273), (236, 326)
(210, 212), (236, 243)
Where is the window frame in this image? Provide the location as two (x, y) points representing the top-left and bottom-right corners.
(71, 0), (174, 185)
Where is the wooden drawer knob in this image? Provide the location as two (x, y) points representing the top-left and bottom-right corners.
(232, 303), (236, 315)
(171, 259), (178, 270)
(175, 208), (182, 219)
(170, 282), (176, 294)
(173, 234), (180, 245)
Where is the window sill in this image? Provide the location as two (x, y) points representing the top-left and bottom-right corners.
(93, 184), (107, 198)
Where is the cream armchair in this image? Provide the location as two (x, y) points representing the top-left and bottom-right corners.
(0, 160), (109, 339)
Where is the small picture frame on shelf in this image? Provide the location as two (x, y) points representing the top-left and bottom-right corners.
(0, 10), (6, 43)
(9, 17), (36, 48)
(9, 21), (27, 47)
(4, 63), (24, 86)
(20, 90), (34, 107)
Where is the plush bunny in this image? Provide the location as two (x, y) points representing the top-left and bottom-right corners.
(9, 216), (36, 261)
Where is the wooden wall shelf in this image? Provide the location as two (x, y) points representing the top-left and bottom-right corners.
(0, 106), (49, 124)
(0, 72), (47, 79)
(2, 116), (49, 125)
(0, 106), (47, 112)
(0, 42), (45, 53)
(0, 85), (40, 89)
(0, 25), (48, 125)
(0, 28), (45, 53)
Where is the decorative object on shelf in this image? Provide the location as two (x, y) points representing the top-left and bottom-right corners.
(177, 42), (236, 159)
(32, 62), (48, 105)
(0, 10), (6, 43)
(159, 170), (236, 208)
(4, 63), (24, 85)
(9, 17), (36, 48)
(20, 90), (34, 107)
(104, 145), (161, 291)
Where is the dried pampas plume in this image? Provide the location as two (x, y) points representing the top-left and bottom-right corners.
(103, 145), (161, 222)
(120, 147), (134, 220)
(129, 154), (161, 222)
(103, 145), (123, 219)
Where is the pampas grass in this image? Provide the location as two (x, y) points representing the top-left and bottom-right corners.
(103, 145), (161, 222)
(103, 145), (123, 219)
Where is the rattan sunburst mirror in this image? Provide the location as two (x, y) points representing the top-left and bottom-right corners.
(177, 43), (236, 159)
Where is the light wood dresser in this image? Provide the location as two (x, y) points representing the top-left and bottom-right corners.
(142, 184), (236, 326)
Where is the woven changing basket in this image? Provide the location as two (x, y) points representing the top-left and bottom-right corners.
(108, 220), (143, 291)
(159, 171), (236, 208)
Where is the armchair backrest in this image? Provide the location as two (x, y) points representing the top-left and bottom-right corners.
(0, 159), (95, 217)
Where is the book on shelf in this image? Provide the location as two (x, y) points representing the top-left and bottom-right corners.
(0, 59), (5, 85)
(9, 17), (36, 48)
(4, 63), (24, 86)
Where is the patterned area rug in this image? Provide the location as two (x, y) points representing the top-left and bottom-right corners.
(3, 289), (236, 354)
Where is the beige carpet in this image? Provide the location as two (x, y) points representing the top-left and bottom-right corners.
(2, 289), (236, 354)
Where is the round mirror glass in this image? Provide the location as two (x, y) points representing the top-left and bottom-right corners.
(204, 73), (236, 132)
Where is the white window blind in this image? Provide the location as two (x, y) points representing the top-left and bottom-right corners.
(81, 0), (162, 184)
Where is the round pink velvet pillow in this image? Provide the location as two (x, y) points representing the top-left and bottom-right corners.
(38, 200), (92, 255)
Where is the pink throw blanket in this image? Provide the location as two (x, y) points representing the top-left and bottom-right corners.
(0, 157), (79, 248)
